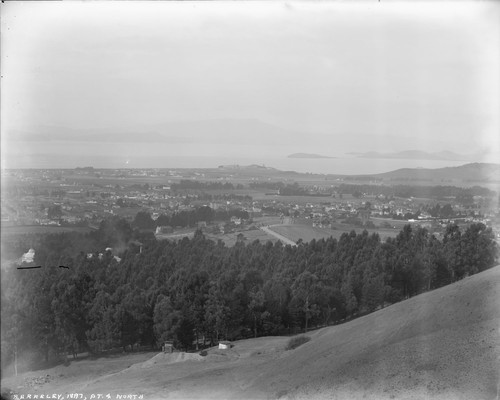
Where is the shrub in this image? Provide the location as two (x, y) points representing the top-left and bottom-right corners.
(285, 335), (311, 350)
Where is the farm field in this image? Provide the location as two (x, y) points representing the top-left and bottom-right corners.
(3, 265), (499, 400)
(0, 226), (94, 265)
(156, 227), (278, 247)
(269, 223), (400, 244)
(371, 216), (424, 229)
(252, 216), (284, 226)
(269, 224), (334, 243)
(155, 230), (196, 242)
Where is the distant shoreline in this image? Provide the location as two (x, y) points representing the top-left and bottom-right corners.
(2, 157), (486, 176)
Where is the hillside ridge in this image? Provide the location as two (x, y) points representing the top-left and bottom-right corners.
(373, 162), (500, 182)
(243, 264), (500, 399)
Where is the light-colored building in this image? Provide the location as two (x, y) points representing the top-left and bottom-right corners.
(218, 341), (232, 350)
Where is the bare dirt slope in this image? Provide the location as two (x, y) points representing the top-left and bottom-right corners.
(3, 266), (499, 400)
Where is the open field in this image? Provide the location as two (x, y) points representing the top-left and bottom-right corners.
(3, 265), (499, 399)
(0, 225), (92, 237)
(205, 228), (278, 247)
(269, 223), (400, 244)
(269, 224), (332, 243)
(155, 230), (196, 241)
(252, 216), (284, 225)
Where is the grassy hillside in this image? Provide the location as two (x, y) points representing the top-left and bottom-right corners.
(244, 264), (500, 400)
(270, 224), (398, 243)
(3, 265), (499, 400)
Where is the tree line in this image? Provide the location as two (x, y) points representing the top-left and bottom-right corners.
(1, 219), (497, 373)
(246, 181), (496, 203)
(133, 207), (250, 230)
(336, 183), (495, 203)
(171, 180), (244, 191)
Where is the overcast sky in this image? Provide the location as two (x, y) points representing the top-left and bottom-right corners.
(1, 1), (499, 169)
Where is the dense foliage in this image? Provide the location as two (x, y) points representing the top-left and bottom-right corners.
(1, 219), (497, 372)
(247, 182), (496, 202)
(279, 183), (309, 196)
(248, 181), (285, 191)
(171, 180), (244, 191)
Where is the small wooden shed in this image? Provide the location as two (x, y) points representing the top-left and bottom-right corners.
(162, 341), (174, 353)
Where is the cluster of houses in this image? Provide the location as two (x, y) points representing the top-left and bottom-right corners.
(2, 169), (498, 241)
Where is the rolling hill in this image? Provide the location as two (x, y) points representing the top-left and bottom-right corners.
(3, 265), (499, 400)
(202, 162), (500, 185)
(373, 162), (500, 183)
(243, 264), (500, 400)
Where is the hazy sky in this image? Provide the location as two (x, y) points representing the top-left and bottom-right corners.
(1, 1), (499, 169)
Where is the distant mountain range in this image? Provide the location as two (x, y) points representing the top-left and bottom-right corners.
(288, 153), (335, 159)
(214, 162), (500, 184)
(373, 162), (500, 182)
(348, 150), (482, 162)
